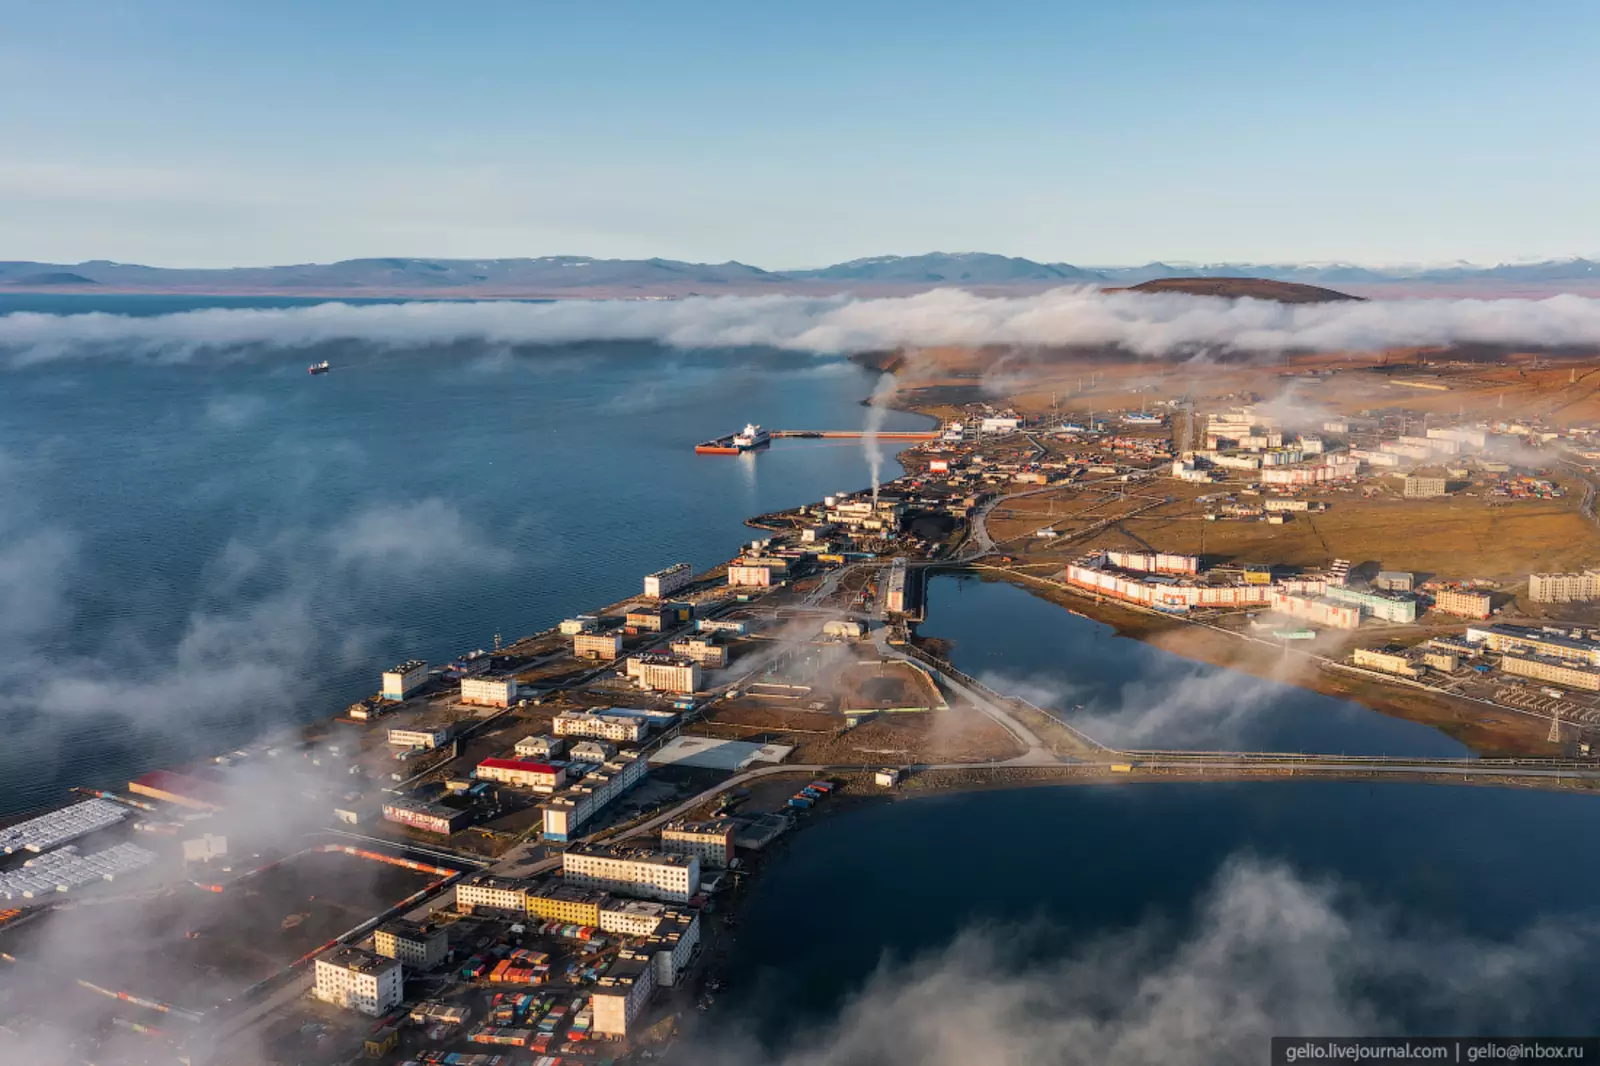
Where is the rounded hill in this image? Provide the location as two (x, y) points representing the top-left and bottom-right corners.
(1120, 277), (1361, 303)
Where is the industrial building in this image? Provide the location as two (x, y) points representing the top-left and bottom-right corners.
(559, 615), (598, 635)
(475, 757), (565, 792)
(1352, 648), (1425, 679)
(1323, 585), (1419, 624)
(540, 749), (649, 841)
(460, 675), (518, 707)
(127, 770), (226, 811)
(554, 709), (648, 743)
(314, 947), (404, 1016)
(456, 876), (532, 915)
(1501, 654), (1600, 692)
(697, 618), (748, 636)
(1466, 624), (1600, 666)
(562, 844), (700, 902)
(592, 952), (657, 1037)
(381, 797), (467, 836)
(1528, 569), (1600, 604)
(1434, 588), (1493, 619)
(1403, 475), (1448, 498)
(0, 800), (128, 856)
(374, 919), (448, 970)
(381, 660), (429, 701)
(573, 631), (623, 660)
(625, 602), (692, 633)
(514, 734), (566, 760)
(668, 636), (728, 668)
(885, 556), (909, 614)
(644, 563), (693, 599)
(660, 818), (736, 869)
(387, 723), (453, 750)
(626, 653), (702, 694)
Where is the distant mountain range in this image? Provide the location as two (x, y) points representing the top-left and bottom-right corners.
(2, 251), (1597, 296)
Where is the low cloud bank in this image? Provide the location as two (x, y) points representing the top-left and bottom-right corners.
(685, 856), (1594, 1066)
(7, 288), (1600, 365)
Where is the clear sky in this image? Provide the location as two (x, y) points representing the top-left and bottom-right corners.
(3, 0), (1597, 268)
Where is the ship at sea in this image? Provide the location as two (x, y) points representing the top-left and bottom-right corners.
(308, 361), (331, 375)
(696, 423), (772, 455)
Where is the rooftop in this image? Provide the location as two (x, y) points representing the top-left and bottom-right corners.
(321, 946), (399, 976)
(565, 843), (696, 870)
(478, 757), (561, 775)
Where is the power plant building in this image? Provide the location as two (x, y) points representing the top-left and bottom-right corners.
(885, 556), (909, 613)
(314, 947), (404, 1016)
(381, 660), (429, 701)
(460, 675), (517, 707)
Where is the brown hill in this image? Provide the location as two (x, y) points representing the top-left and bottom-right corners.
(1118, 276), (1362, 303)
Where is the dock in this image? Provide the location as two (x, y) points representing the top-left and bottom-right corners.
(768, 430), (939, 440)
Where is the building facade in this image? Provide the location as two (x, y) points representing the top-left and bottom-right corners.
(460, 675), (518, 707)
(1268, 591), (1362, 630)
(381, 798), (465, 835)
(1403, 475), (1448, 498)
(727, 563), (776, 587)
(1528, 570), (1600, 604)
(374, 919), (448, 970)
(1433, 588), (1493, 619)
(1467, 624), (1600, 666)
(456, 877), (531, 915)
(644, 563), (693, 599)
(475, 757), (565, 792)
(1501, 654), (1600, 692)
(540, 750), (649, 842)
(573, 632), (623, 660)
(526, 884), (607, 926)
(660, 819), (735, 869)
(514, 734), (566, 760)
(1323, 585), (1419, 624)
(668, 636), (728, 668)
(387, 724), (452, 750)
(562, 845), (700, 902)
(554, 710), (647, 743)
(381, 660), (429, 701)
(627, 655), (701, 694)
(314, 947), (404, 1015)
(592, 952), (658, 1037)
(1351, 648), (1425, 679)
(645, 909), (702, 988)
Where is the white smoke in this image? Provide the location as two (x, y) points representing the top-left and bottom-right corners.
(862, 372), (897, 504)
(8, 288), (1600, 366)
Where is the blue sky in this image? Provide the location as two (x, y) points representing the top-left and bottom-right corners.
(2, 0), (1597, 267)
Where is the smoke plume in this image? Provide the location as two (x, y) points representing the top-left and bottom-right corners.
(8, 288), (1600, 366)
(861, 372), (897, 504)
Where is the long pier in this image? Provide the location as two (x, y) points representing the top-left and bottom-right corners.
(770, 430), (940, 440)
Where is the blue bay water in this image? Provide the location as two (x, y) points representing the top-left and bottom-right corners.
(0, 295), (927, 813)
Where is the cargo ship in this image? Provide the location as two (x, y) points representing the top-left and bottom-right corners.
(308, 361), (330, 375)
(695, 423), (772, 455)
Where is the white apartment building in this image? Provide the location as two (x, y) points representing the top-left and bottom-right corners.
(598, 898), (670, 937)
(1529, 570), (1600, 604)
(645, 908), (702, 988)
(592, 952), (658, 1037)
(660, 818), (735, 869)
(314, 947), (404, 1016)
(374, 920), (448, 970)
(541, 750), (649, 842)
(455, 876), (531, 915)
(381, 660), (428, 701)
(460, 675), (517, 707)
(727, 564), (777, 587)
(514, 734), (567, 760)
(626, 655), (702, 694)
(554, 709), (647, 743)
(562, 845), (700, 903)
(644, 563), (693, 599)
(668, 636), (727, 668)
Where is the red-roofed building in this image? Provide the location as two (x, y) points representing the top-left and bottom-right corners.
(475, 758), (566, 792)
(128, 770), (227, 810)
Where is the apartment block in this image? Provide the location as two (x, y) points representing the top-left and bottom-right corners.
(314, 947), (404, 1016)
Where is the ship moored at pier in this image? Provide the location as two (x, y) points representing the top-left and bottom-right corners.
(696, 423), (771, 455)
